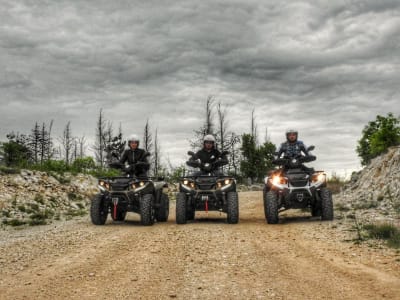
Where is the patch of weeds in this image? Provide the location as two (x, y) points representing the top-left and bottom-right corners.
(335, 202), (351, 212)
(363, 223), (400, 249)
(34, 193), (45, 204)
(17, 205), (26, 212)
(75, 202), (86, 209)
(2, 210), (10, 217)
(29, 209), (54, 226)
(353, 200), (379, 210)
(11, 196), (17, 207)
(65, 208), (87, 217)
(4, 219), (27, 226)
(29, 203), (39, 211)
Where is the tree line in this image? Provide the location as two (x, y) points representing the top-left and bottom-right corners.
(1, 98), (398, 181)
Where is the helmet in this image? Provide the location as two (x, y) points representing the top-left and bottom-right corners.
(286, 129), (298, 141)
(127, 134), (140, 146)
(203, 134), (216, 143)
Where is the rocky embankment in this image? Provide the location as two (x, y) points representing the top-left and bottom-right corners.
(335, 146), (400, 223)
(0, 170), (97, 226)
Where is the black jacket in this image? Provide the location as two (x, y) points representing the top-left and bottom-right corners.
(119, 148), (150, 177)
(187, 148), (228, 172)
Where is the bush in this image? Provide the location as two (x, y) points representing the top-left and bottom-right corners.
(364, 223), (400, 248)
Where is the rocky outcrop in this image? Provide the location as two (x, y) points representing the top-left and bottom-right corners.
(336, 146), (400, 222)
(0, 170), (98, 226)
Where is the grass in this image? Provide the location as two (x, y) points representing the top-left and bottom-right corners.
(358, 222), (400, 249)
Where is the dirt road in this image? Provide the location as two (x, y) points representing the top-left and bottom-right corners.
(1, 191), (399, 300)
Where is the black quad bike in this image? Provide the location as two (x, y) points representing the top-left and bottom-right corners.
(263, 146), (333, 224)
(90, 162), (169, 226)
(175, 151), (239, 224)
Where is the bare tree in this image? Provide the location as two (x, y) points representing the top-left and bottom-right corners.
(61, 121), (74, 165)
(153, 128), (161, 176)
(143, 119), (153, 153)
(76, 135), (87, 158)
(251, 108), (258, 145)
(93, 109), (107, 167)
(190, 96), (215, 149)
(28, 122), (41, 164)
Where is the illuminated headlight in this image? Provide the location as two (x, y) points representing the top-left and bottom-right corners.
(270, 175), (288, 186)
(311, 172), (326, 184)
(98, 180), (110, 191)
(131, 181), (149, 191)
(216, 178), (233, 190)
(181, 179), (195, 190)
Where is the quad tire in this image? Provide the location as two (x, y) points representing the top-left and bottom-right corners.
(90, 193), (108, 225)
(265, 191), (279, 224)
(320, 188), (334, 221)
(226, 192), (239, 224)
(140, 194), (155, 226)
(176, 192), (187, 224)
(156, 193), (170, 222)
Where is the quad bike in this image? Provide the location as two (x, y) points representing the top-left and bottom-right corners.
(263, 146), (333, 224)
(90, 161), (169, 226)
(175, 151), (239, 224)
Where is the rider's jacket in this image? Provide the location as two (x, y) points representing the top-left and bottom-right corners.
(119, 148), (149, 177)
(187, 148), (228, 169)
(277, 140), (309, 158)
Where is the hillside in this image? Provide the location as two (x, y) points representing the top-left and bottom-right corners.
(335, 146), (400, 223)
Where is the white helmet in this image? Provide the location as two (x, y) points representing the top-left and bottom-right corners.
(127, 134), (140, 145)
(203, 134), (216, 143)
(285, 129), (298, 141)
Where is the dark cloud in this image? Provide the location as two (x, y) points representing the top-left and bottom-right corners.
(1, 0), (400, 176)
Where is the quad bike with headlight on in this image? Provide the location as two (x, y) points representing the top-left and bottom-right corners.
(90, 161), (169, 226)
(175, 151), (239, 224)
(263, 146), (333, 224)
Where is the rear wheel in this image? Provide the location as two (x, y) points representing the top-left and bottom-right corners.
(226, 192), (239, 224)
(156, 193), (170, 222)
(265, 191), (279, 224)
(176, 192), (187, 224)
(320, 188), (334, 221)
(90, 194), (108, 225)
(140, 194), (155, 226)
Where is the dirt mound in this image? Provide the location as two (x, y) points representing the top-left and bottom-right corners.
(336, 146), (400, 222)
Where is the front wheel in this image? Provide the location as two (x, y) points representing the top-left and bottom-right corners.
(265, 191), (279, 224)
(176, 192), (187, 224)
(156, 193), (170, 222)
(226, 192), (239, 224)
(90, 194), (108, 225)
(140, 194), (155, 226)
(320, 188), (334, 221)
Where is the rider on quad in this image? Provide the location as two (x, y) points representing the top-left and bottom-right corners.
(186, 134), (228, 175)
(276, 129), (316, 173)
(119, 134), (150, 178)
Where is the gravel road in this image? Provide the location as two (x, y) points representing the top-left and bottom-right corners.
(1, 191), (399, 300)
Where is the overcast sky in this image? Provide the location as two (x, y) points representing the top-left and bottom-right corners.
(1, 0), (400, 177)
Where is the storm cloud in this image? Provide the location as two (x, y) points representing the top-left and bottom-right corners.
(1, 0), (400, 176)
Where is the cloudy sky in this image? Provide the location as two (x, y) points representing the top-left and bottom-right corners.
(1, 0), (400, 177)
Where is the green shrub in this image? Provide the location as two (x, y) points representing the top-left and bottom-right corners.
(364, 223), (400, 249)
(34, 193), (45, 204)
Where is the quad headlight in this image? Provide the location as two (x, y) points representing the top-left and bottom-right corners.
(269, 175), (288, 187)
(311, 172), (326, 185)
(216, 178), (233, 189)
(131, 181), (149, 192)
(181, 179), (195, 190)
(98, 180), (110, 191)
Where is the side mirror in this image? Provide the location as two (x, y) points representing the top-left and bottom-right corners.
(188, 151), (195, 156)
(307, 145), (315, 152)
